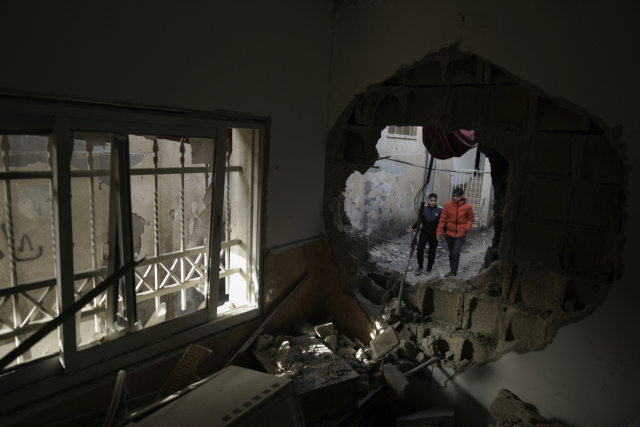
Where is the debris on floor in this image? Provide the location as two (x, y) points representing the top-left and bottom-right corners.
(253, 334), (360, 425)
(369, 226), (495, 283)
(489, 389), (570, 427)
(397, 406), (455, 426)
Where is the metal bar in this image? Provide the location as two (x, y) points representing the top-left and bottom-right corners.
(136, 246), (206, 267)
(87, 139), (100, 333)
(51, 118), (78, 368)
(115, 134), (137, 327)
(207, 128), (226, 321)
(403, 356), (441, 378)
(106, 135), (119, 328)
(62, 166), (240, 178)
(226, 166), (242, 173)
(0, 268), (107, 298)
(219, 268), (241, 279)
(135, 277), (205, 302)
(222, 273), (308, 370)
(180, 139), (186, 311)
(153, 137), (159, 309)
(1, 135), (22, 362)
(0, 258), (144, 371)
(0, 171), (53, 180)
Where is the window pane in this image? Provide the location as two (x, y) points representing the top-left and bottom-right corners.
(387, 126), (396, 135)
(0, 134), (60, 367)
(129, 136), (213, 329)
(69, 132), (125, 350)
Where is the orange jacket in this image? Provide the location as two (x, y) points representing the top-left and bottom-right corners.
(436, 196), (475, 238)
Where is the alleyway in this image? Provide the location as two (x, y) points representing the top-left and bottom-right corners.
(368, 226), (495, 284)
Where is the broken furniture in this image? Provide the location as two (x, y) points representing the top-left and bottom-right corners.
(126, 366), (305, 427)
(253, 335), (359, 425)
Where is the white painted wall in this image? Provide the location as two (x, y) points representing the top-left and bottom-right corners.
(329, 2), (640, 426)
(0, 1), (333, 249)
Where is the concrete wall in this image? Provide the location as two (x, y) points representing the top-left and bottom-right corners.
(328, 2), (640, 426)
(0, 1), (333, 250)
(344, 126), (428, 239)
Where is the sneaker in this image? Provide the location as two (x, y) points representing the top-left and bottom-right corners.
(425, 268), (432, 274)
(444, 271), (457, 277)
(414, 266), (423, 275)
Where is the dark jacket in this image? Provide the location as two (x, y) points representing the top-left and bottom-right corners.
(413, 204), (443, 236)
(437, 196), (474, 238)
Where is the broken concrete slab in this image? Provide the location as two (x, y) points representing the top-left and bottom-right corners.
(382, 364), (409, 399)
(276, 341), (293, 370)
(489, 389), (526, 423)
(324, 335), (337, 352)
(314, 322), (335, 339)
(396, 406), (455, 427)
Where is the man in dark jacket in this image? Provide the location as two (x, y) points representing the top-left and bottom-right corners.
(407, 193), (443, 275)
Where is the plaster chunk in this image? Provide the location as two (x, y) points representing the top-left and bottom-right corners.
(382, 364), (409, 399)
(489, 389), (526, 422)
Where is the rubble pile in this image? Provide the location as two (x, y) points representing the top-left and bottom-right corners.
(489, 389), (569, 427)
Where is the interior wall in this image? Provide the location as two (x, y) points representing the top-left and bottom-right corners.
(0, 0), (333, 249)
(330, 2), (640, 426)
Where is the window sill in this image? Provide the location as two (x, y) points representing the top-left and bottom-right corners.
(387, 134), (419, 140)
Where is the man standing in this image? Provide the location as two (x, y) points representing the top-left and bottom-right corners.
(407, 193), (442, 275)
(436, 187), (474, 277)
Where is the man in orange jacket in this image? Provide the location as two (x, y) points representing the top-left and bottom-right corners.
(436, 187), (475, 277)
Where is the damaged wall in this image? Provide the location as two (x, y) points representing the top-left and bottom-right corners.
(326, 2), (640, 427)
(343, 126), (429, 240)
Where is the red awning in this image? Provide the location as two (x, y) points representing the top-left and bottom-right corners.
(421, 128), (477, 160)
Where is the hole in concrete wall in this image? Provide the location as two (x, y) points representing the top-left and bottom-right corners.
(461, 339), (474, 362)
(324, 46), (626, 372)
(342, 125), (500, 285)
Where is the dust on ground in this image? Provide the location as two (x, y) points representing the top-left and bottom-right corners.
(368, 226), (495, 285)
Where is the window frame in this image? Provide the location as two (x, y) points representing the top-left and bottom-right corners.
(0, 97), (266, 410)
(386, 125), (418, 139)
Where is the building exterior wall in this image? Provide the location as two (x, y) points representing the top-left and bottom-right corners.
(344, 126), (428, 240)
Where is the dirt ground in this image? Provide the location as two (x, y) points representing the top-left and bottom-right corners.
(368, 226), (495, 285)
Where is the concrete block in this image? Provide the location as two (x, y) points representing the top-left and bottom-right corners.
(396, 406), (455, 427)
(450, 56), (481, 84)
(521, 178), (572, 224)
(525, 133), (572, 178)
(451, 86), (487, 129)
(467, 297), (498, 335)
(324, 335), (337, 352)
(485, 86), (530, 129)
(563, 280), (601, 312)
(382, 364), (409, 399)
(422, 287), (460, 325)
(406, 88), (447, 125)
(505, 314), (540, 344)
(515, 268), (566, 311)
(315, 322), (335, 339)
(568, 229), (614, 275)
(535, 97), (589, 131)
(403, 60), (443, 85)
(489, 389), (525, 422)
(359, 278), (391, 305)
(579, 135), (624, 184)
(514, 221), (564, 269)
(568, 184), (620, 230)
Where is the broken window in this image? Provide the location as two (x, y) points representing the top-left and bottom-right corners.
(0, 100), (265, 399)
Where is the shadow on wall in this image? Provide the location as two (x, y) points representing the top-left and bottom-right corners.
(322, 44), (626, 372)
